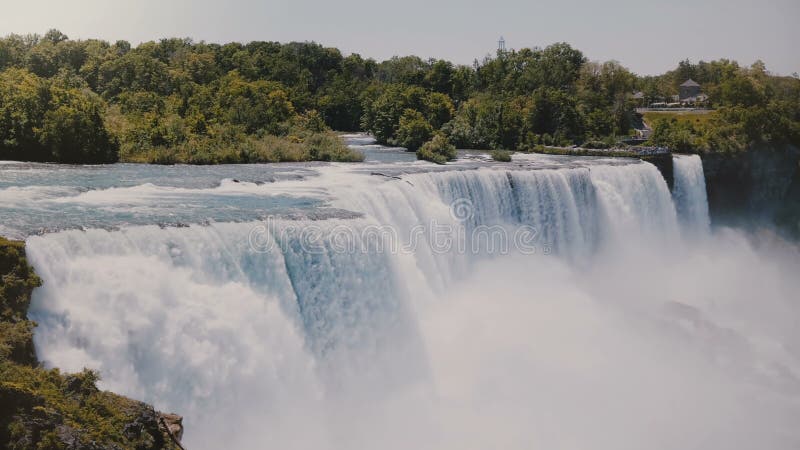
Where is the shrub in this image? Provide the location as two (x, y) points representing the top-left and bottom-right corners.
(246, 134), (308, 162)
(395, 109), (433, 151)
(582, 140), (611, 149)
(303, 131), (364, 162)
(292, 110), (328, 133)
(0, 69), (118, 163)
(491, 150), (512, 162)
(417, 133), (456, 164)
(117, 129), (362, 164)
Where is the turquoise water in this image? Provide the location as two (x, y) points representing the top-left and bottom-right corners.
(5, 136), (800, 450)
(0, 134), (632, 238)
(0, 162), (330, 238)
(0, 134), (410, 237)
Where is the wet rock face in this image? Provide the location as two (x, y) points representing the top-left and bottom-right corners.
(701, 145), (800, 230)
(159, 413), (184, 442)
(776, 164), (800, 236)
(121, 404), (169, 448)
(642, 153), (673, 190)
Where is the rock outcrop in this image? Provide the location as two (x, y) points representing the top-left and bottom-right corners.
(0, 237), (185, 449)
(159, 413), (185, 446)
(701, 144), (800, 235)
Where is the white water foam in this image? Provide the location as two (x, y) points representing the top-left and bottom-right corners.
(673, 154), (711, 233)
(24, 159), (800, 449)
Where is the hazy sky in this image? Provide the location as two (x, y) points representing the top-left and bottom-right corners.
(2, 0), (798, 75)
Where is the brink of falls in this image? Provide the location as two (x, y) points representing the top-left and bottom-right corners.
(1, 140), (798, 450)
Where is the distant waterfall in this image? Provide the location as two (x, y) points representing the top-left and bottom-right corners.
(672, 154), (710, 233)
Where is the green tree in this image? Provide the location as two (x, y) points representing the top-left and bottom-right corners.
(528, 88), (582, 143)
(716, 76), (764, 107)
(423, 92), (455, 128)
(98, 51), (172, 98)
(396, 109), (433, 151)
(38, 84), (117, 163)
(425, 59), (454, 94)
(43, 29), (69, 44)
(417, 133), (456, 164)
(0, 68), (49, 160)
(215, 72), (295, 134)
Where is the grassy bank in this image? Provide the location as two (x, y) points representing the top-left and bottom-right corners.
(119, 130), (364, 165)
(0, 237), (182, 450)
(642, 110), (718, 128)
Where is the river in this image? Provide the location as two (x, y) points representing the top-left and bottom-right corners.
(1, 136), (799, 449)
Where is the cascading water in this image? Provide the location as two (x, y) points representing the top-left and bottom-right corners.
(672, 154), (711, 233)
(5, 149), (799, 449)
(330, 161), (677, 270)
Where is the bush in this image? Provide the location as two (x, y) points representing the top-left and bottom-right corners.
(491, 150), (512, 162)
(395, 109), (433, 151)
(245, 134), (308, 162)
(292, 110), (328, 133)
(0, 69), (118, 163)
(648, 118), (710, 153)
(127, 131), (364, 164)
(582, 140), (611, 149)
(302, 131), (364, 162)
(417, 133), (456, 164)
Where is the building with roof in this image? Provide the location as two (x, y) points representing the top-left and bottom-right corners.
(679, 79), (702, 101)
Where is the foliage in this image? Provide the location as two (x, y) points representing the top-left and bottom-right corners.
(395, 109), (433, 151)
(642, 111), (718, 127)
(0, 68), (117, 162)
(530, 144), (639, 158)
(417, 133), (456, 164)
(360, 83), (452, 146)
(640, 59), (800, 153)
(0, 238), (181, 449)
(582, 140), (612, 149)
(214, 71), (295, 134)
(39, 84), (117, 162)
(646, 98), (800, 154)
(0, 30), (797, 163)
(0, 238), (41, 323)
(490, 149), (512, 162)
(0, 34), (375, 163)
(303, 131), (365, 162)
(119, 126), (363, 165)
(444, 95), (515, 150)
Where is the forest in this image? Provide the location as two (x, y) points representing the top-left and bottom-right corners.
(0, 29), (798, 164)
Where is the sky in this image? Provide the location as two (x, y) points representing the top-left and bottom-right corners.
(1, 0), (799, 76)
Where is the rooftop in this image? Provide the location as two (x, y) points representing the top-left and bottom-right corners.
(681, 79), (701, 87)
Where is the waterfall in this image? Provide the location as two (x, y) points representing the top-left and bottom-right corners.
(27, 159), (679, 394)
(672, 154), (711, 233)
(27, 158), (797, 450)
(330, 161), (676, 273)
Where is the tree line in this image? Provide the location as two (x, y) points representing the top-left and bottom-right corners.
(641, 59), (800, 153)
(0, 30), (798, 163)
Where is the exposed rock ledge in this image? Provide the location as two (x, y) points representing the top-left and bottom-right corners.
(0, 237), (185, 449)
(701, 144), (800, 236)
